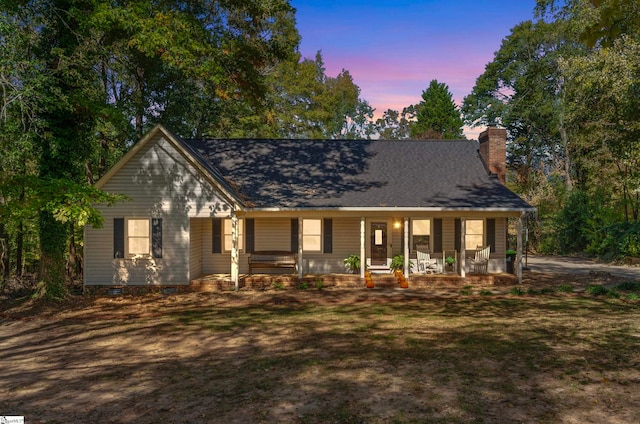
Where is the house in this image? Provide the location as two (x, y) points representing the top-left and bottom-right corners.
(84, 124), (534, 290)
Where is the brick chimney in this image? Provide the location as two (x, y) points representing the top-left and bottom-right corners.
(478, 126), (507, 184)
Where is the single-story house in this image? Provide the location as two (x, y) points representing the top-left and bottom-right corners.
(84, 124), (535, 289)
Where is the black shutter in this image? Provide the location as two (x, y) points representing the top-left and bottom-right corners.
(455, 218), (461, 252)
(486, 218), (496, 253)
(151, 218), (162, 258)
(323, 218), (333, 254)
(433, 219), (443, 253)
(114, 218), (124, 258)
(246, 218), (255, 253)
(212, 218), (222, 253)
(291, 219), (299, 252)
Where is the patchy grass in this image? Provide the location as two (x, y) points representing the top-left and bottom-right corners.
(1, 282), (639, 423)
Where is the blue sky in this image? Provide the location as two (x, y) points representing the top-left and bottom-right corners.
(291, 0), (538, 138)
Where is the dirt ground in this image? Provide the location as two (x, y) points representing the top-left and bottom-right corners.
(1, 271), (639, 423)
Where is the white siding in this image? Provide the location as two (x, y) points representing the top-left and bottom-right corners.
(255, 218), (290, 251)
(189, 218), (203, 279)
(84, 133), (233, 286)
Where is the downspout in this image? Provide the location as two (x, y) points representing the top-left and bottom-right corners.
(231, 210), (239, 290)
(460, 218), (466, 278)
(298, 217), (303, 280)
(404, 217), (410, 276)
(360, 217), (366, 280)
(517, 212), (524, 284)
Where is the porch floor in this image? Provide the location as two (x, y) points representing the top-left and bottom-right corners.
(190, 272), (518, 291)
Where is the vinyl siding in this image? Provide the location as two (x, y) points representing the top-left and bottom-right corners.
(189, 218), (203, 279)
(84, 133), (233, 286)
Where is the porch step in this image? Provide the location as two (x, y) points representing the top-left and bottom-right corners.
(368, 265), (391, 274)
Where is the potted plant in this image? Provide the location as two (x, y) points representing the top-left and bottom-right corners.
(506, 249), (517, 274)
(389, 255), (413, 275)
(445, 256), (455, 271)
(389, 254), (404, 274)
(343, 254), (361, 274)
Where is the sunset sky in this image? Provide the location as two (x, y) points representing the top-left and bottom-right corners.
(291, 0), (538, 138)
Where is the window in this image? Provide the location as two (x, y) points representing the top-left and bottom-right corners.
(412, 219), (431, 251)
(465, 219), (484, 250)
(127, 218), (150, 256)
(302, 219), (322, 251)
(223, 218), (244, 251)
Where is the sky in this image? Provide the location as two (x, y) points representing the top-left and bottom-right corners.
(291, 0), (538, 139)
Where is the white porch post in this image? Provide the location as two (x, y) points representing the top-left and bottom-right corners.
(404, 217), (410, 275)
(460, 218), (466, 278)
(360, 217), (366, 279)
(298, 217), (303, 280)
(517, 213), (524, 284)
(231, 211), (239, 290)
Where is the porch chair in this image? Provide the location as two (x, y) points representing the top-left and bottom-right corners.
(416, 246), (438, 274)
(469, 246), (490, 274)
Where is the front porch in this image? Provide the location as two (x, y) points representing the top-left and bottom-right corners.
(190, 272), (518, 291)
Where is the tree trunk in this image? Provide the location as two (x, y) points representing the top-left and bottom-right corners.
(37, 211), (68, 299)
(16, 222), (23, 276)
(0, 222), (9, 280)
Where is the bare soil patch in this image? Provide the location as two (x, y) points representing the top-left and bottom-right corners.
(1, 271), (639, 423)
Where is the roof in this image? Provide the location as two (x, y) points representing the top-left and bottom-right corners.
(182, 137), (533, 211)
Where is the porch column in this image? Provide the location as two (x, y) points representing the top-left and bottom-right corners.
(460, 218), (466, 278)
(360, 217), (366, 279)
(298, 217), (303, 280)
(404, 217), (410, 275)
(231, 211), (239, 290)
(517, 213), (524, 284)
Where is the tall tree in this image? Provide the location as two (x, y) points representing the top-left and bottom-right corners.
(0, 0), (300, 296)
(411, 80), (464, 139)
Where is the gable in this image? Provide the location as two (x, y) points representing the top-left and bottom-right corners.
(97, 126), (239, 218)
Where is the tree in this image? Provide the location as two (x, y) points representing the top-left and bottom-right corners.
(375, 107), (415, 140)
(0, 0), (300, 296)
(411, 80), (464, 139)
(222, 51), (375, 139)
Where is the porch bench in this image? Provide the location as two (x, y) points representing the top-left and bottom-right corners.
(248, 251), (297, 274)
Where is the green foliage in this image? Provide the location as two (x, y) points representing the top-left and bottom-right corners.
(389, 255), (412, 272)
(299, 282), (308, 290)
(585, 284), (609, 296)
(343, 254), (361, 274)
(411, 80), (464, 139)
(509, 287), (525, 296)
(615, 281), (640, 292)
(593, 222), (640, 259)
(479, 289), (493, 296)
(460, 285), (473, 295)
(557, 284), (574, 293)
(316, 279), (323, 290)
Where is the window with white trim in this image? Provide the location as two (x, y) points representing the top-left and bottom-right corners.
(465, 219), (484, 250)
(127, 218), (150, 256)
(412, 219), (431, 251)
(302, 219), (322, 252)
(224, 218), (244, 251)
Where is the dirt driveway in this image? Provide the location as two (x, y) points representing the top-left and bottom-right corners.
(525, 254), (640, 280)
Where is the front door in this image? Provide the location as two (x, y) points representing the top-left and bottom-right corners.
(370, 222), (388, 265)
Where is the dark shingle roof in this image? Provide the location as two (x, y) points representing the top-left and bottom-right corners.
(182, 138), (532, 210)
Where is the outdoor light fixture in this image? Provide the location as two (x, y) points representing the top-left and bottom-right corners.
(393, 221), (401, 229)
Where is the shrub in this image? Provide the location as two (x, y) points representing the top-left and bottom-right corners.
(586, 284), (608, 296)
(479, 289), (493, 296)
(509, 287), (525, 295)
(615, 281), (640, 292)
(557, 284), (574, 293)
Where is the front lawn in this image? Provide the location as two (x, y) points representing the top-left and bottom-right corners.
(1, 283), (639, 423)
